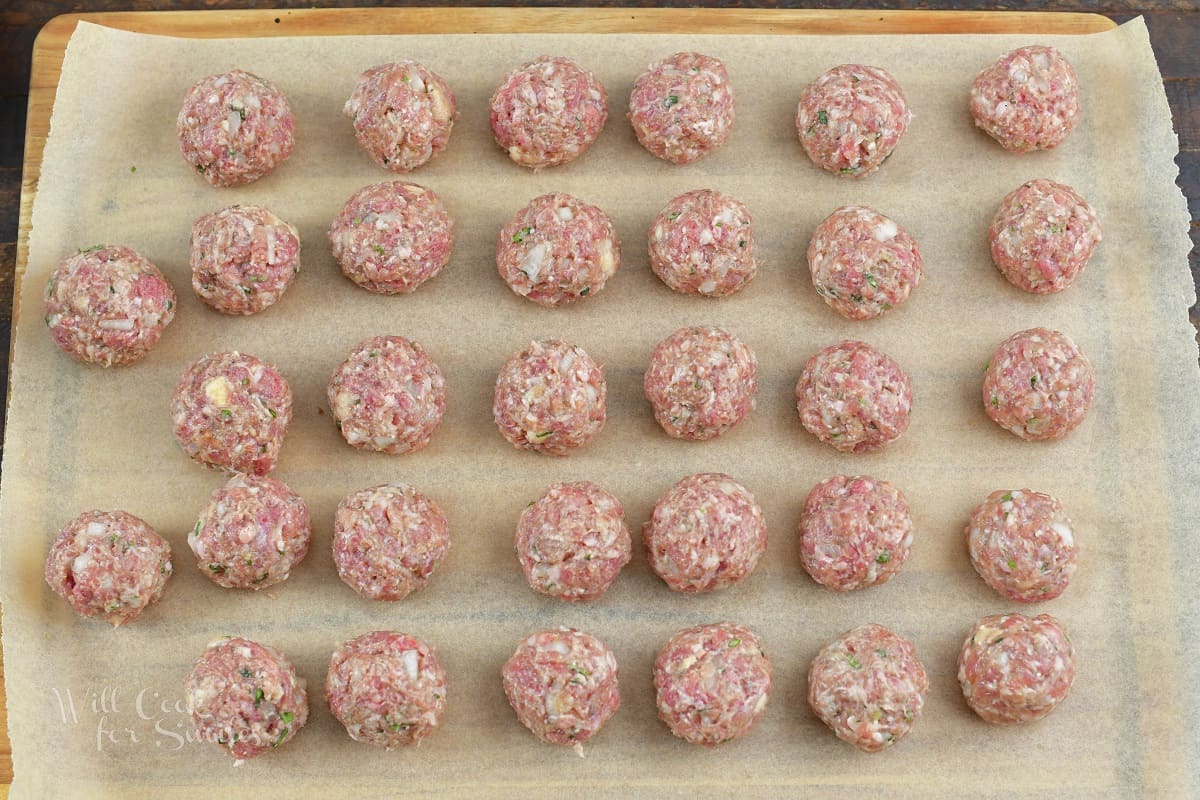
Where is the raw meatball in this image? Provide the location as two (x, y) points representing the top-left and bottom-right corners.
(184, 637), (308, 760)
(654, 622), (772, 746)
(177, 69), (295, 187)
(966, 489), (1078, 602)
(501, 627), (620, 749)
(644, 325), (758, 440)
(489, 56), (608, 169)
(493, 339), (606, 456)
(329, 181), (454, 295)
(799, 475), (913, 592)
(983, 328), (1094, 441)
(189, 473), (311, 590)
(190, 205), (301, 315)
(328, 335), (446, 455)
(44, 510), (172, 626)
(515, 481), (631, 602)
(988, 179), (1102, 294)
(496, 192), (620, 306)
(807, 206), (923, 319)
(333, 483), (450, 601)
(795, 64), (911, 178)
(344, 61), (458, 172)
(648, 189), (757, 297)
(43, 244), (176, 367)
(795, 340), (912, 453)
(808, 623), (927, 752)
(644, 473), (767, 594)
(171, 351), (293, 475)
(970, 46), (1080, 152)
(628, 52), (735, 164)
(326, 630), (447, 748)
(958, 612), (1076, 724)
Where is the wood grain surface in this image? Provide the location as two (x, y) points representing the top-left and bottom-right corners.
(0, 5), (1196, 795)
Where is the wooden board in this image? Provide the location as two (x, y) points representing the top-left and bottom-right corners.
(8, 8), (1117, 795)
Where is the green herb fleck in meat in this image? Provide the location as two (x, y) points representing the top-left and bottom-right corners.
(876, 551), (890, 564)
(817, 110), (829, 125)
(664, 95), (679, 108)
(512, 226), (532, 244)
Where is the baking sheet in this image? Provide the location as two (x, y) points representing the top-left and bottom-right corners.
(2, 18), (1196, 798)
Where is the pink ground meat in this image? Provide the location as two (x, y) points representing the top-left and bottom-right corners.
(44, 509), (172, 626)
(644, 473), (767, 594)
(489, 56), (608, 169)
(808, 623), (927, 752)
(501, 627), (621, 749)
(795, 340), (912, 453)
(171, 350), (293, 475)
(969, 46), (1080, 152)
(190, 205), (301, 315)
(958, 613), (1076, 724)
(326, 630), (447, 748)
(988, 179), (1102, 294)
(329, 181), (454, 295)
(344, 61), (458, 172)
(628, 52), (735, 164)
(966, 489), (1078, 602)
(333, 483), (450, 601)
(654, 622), (772, 747)
(796, 64), (911, 178)
(328, 335), (446, 455)
(807, 205), (923, 319)
(188, 473), (311, 590)
(648, 189), (757, 297)
(185, 637), (308, 760)
(644, 325), (758, 440)
(177, 69), (295, 187)
(493, 339), (607, 456)
(799, 475), (913, 592)
(982, 327), (1094, 441)
(515, 481), (630, 602)
(43, 244), (176, 367)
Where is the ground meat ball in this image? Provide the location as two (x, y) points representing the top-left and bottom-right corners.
(807, 206), (923, 319)
(988, 179), (1102, 294)
(501, 627), (620, 749)
(489, 56), (608, 169)
(958, 613), (1076, 724)
(654, 622), (772, 746)
(190, 205), (301, 315)
(43, 244), (176, 367)
(515, 481), (631, 602)
(628, 52), (735, 164)
(970, 46), (1080, 152)
(185, 637), (308, 760)
(328, 335), (446, 455)
(644, 325), (758, 440)
(326, 631), (447, 748)
(44, 510), (172, 626)
(189, 473), (310, 590)
(171, 351), (293, 475)
(966, 489), (1078, 602)
(796, 64), (911, 178)
(177, 70), (295, 187)
(983, 328), (1094, 441)
(333, 483), (450, 601)
(795, 340), (912, 453)
(644, 473), (767, 594)
(648, 190), (757, 297)
(799, 475), (913, 592)
(329, 181), (454, 295)
(493, 339), (606, 456)
(344, 61), (458, 172)
(808, 623), (927, 752)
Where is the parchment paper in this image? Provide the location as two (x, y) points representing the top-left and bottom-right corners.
(2, 18), (1196, 798)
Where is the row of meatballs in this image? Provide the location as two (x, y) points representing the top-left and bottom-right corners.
(177, 45), (1082, 188)
(180, 616), (1077, 762)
